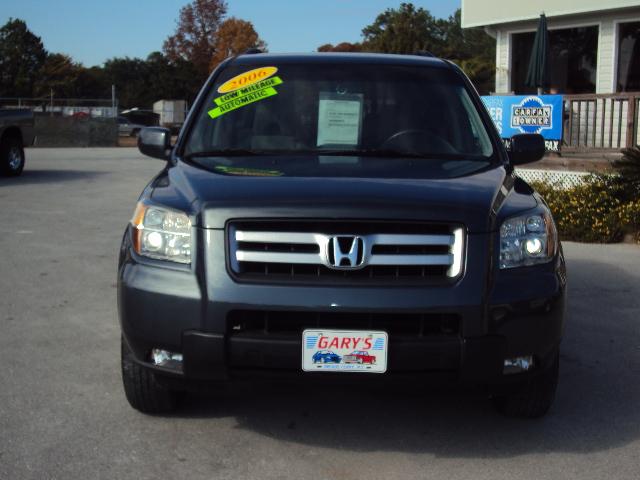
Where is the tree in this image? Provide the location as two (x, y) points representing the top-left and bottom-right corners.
(34, 53), (82, 98)
(163, 0), (228, 76)
(438, 10), (495, 94)
(146, 51), (202, 104)
(318, 42), (363, 53)
(0, 18), (47, 97)
(338, 5), (495, 94)
(102, 53), (204, 109)
(75, 66), (109, 99)
(209, 18), (266, 71)
(361, 3), (443, 55)
(103, 57), (151, 108)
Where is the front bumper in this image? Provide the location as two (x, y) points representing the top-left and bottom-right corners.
(118, 228), (566, 386)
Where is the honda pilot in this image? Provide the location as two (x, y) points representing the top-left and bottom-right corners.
(118, 52), (566, 418)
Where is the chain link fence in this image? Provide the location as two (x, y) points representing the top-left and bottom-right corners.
(0, 97), (117, 118)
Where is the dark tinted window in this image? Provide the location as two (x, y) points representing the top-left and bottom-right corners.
(617, 22), (640, 92)
(184, 63), (493, 158)
(511, 26), (598, 94)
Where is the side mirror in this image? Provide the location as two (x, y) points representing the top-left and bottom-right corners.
(138, 127), (172, 160)
(509, 134), (545, 165)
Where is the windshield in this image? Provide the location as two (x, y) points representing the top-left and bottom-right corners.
(183, 62), (496, 176)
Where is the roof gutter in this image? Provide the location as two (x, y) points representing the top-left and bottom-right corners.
(483, 26), (497, 39)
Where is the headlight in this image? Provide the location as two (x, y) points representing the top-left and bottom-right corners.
(131, 203), (191, 264)
(499, 211), (557, 269)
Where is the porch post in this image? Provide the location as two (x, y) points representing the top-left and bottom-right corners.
(626, 95), (637, 149)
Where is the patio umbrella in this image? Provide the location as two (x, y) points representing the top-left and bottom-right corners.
(525, 14), (550, 95)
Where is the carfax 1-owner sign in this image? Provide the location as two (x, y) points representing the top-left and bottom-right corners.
(481, 95), (563, 152)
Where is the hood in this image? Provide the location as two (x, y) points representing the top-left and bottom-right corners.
(150, 160), (538, 233)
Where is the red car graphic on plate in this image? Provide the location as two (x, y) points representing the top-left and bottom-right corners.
(343, 351), (376, 365)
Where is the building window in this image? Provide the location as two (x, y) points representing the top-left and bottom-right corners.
(617, 22), (640, 92)
(511, 26), (599, 94)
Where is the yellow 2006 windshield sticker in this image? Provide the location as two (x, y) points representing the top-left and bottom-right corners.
(209, 73), (283, 119)
(217, 66), (278, 93)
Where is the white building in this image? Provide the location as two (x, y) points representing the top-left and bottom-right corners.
(462, 0), (640, 95)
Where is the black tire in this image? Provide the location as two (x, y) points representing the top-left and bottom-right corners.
(0, 136), (25, 176)
(121, 338), (178, 414)
(492, 352), (559, 419)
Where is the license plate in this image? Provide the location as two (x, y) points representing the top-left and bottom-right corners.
(302, 329), (388, 373)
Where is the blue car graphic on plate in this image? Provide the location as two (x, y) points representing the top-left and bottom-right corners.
(312, 350), (342, 364)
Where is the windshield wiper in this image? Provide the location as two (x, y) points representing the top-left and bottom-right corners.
(314, 149), (481, 160)
(185, 148), (282, 158)
(185, 148), (489, 161)
(314, 148), (426, 158)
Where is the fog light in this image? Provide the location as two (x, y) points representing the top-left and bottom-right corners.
(151, 348), (183, 371)
(503, 356), (534, 374)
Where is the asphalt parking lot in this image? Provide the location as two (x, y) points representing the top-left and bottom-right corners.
(1, 148), (639, 480)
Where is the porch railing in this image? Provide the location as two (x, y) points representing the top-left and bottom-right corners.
(563, 93), (639, 151)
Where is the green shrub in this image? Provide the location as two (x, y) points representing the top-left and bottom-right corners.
(531, 175), (640, 243)
(612, 147), (640, 200)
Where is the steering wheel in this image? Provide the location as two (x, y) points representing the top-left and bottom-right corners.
(380, 128), (456, 154)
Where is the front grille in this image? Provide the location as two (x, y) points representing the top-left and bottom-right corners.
(227, 220), (465, 284)
(227, 310), (460, 338)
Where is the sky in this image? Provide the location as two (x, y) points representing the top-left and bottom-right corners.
(0, 0), (461, 67)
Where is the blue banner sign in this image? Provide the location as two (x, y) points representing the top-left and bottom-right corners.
(481, 95), (563, 152)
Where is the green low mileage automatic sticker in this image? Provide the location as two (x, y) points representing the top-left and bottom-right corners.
(208, 76), (283, 119)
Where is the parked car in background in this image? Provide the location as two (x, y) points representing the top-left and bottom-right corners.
(312, 350), (342, 364)
(117, 116), (144, 137)
(0, 109), (35, 177)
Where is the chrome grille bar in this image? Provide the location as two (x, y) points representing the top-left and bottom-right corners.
(235, 231), (322, 244)
(235, 251), (323, 264)
(368, 254), (453, 266)
(367, 234), (454, 246)
(232, 227), (465, 277)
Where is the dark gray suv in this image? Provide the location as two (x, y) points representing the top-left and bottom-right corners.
(118, 52), (566, 418)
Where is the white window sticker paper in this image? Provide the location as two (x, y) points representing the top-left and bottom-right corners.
(316, 92), (363, 146)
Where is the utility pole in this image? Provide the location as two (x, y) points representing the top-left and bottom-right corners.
(112, 84), (117, 118)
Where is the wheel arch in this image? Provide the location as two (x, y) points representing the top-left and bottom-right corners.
(1, 126), (23, 146)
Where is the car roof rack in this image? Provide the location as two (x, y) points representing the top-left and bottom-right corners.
(243, 48), (264, 55)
